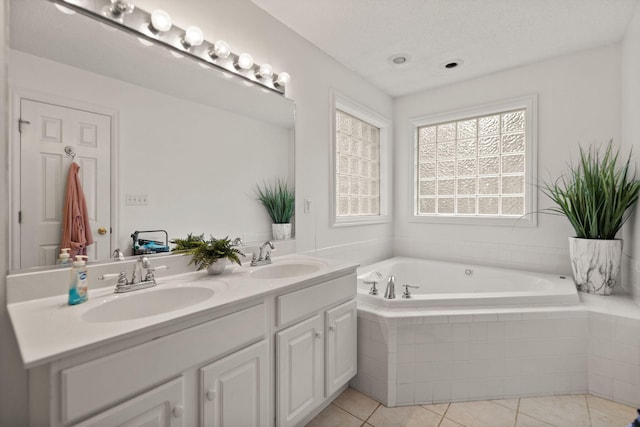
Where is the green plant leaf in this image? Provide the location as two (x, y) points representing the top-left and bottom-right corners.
(541, 140), (640, 239)
(256, 178), (295, 224)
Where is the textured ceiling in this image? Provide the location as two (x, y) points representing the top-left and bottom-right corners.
(250, 0), (640, 97)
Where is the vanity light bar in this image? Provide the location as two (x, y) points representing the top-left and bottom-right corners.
(48, 0), (290, 95)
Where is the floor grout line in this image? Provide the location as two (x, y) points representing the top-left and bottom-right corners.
(362, 402), (381, 426)
(584, 394), (593, 427)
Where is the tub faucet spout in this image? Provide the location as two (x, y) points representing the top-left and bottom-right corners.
(384, 275), (396, 299)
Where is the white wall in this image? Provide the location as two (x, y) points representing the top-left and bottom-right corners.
(621, 3), (640, 303)
(0, 0), (28, 424)
(393, 45), (622, 275)
(1, 1), (393, 424)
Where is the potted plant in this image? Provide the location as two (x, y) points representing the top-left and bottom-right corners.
(256, 178), (295, 240)
(542, 140), (640, 295)
(171, 234), (244, 275)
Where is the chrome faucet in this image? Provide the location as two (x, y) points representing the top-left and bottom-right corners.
(251, 241), (275, 266)
(131, 256), (150, 284)
(112, 248), (125, 261)
(384, 275), (396, 299)
(100, 256), (169, 293)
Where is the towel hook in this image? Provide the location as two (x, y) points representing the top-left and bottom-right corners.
(64, 146), (76, 160)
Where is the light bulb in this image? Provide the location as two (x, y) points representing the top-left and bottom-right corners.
(236, 53), (254, 70)
(275, 72), (290, 87)
(54, 4), (76, 14)
(150, 10), (172, 32)
(183, 26), (204, 48)
(257, 64), (273, 79)
(210, 40), (231, 59)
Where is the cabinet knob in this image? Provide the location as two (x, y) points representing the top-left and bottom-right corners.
(315, 331), (323, 339)
(206, 389), (216, 401)
(172, 404), (184, 418)
(329, 325), (336, 332)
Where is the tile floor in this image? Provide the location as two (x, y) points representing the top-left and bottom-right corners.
(305, 388), (638, 427)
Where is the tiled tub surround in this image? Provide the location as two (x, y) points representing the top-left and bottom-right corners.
(352, 293), (640, 410)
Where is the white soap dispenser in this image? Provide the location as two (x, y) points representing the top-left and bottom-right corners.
(57, 248), (71, 267)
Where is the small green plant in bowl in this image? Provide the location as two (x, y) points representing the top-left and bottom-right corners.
(172, 234), (244, 274)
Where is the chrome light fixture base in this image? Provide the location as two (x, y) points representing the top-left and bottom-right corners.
(49, 0), (289, 96)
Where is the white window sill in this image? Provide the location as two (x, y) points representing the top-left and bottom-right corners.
(409, 214), (536, 227)
(332, 215), (392, 227)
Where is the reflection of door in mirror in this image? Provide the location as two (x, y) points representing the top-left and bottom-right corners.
(17, 97), (112, 269)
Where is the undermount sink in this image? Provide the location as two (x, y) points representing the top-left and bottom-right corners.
(82, 286), (216, 323)
(250, 262), (324, 279)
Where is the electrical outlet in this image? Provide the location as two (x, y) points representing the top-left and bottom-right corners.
(304, 197), (312, 213)
(126, 194), (149, 206)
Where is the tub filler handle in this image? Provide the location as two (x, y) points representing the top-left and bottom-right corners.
(364, 271), (383, 296)
(364, 279), (379, 295)
(401, 284), (419, 299)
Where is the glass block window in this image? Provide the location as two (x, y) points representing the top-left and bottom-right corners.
(417, 109), (527, 217)
(336, 110), (381, 217)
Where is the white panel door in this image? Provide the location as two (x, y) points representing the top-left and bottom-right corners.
(326, 299), (358, 396)
(74, 377), (184, 427)
(200, 340), (269, 427)
(19, 99), (111, 268)
(277, 314), (324, 427)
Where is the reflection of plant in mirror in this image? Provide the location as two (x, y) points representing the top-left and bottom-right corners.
(171, 234), (244, 270)
(256, 179), (295, 224)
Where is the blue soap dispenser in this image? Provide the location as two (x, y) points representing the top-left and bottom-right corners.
(69, 255), (89, 305)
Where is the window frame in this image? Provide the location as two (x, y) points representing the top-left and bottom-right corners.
(409, 94), (538, 227)
(330, 90), (392, 227)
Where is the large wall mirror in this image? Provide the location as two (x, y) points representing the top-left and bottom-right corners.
(8, 0), (296, 272)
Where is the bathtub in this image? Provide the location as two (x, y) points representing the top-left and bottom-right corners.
(357, 257), (580, 309)
(352, 257), (590, 407)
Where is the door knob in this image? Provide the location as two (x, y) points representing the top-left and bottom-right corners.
(98, 227), (108, 235)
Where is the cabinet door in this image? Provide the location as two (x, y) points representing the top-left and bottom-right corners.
(200, 340), (269, 427)
(277, 314), (324, 427)
(326, 299), (358, 396)
(73, 377), (184, 427)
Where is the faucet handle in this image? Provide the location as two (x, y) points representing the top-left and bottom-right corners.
(401, 284), (419, 299)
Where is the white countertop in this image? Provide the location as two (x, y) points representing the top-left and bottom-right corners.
(8, 254), (358, 369)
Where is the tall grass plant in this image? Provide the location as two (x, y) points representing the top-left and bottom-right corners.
(542, 141), (640, 239)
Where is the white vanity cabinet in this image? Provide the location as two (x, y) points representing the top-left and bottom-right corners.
(276, 274), (357, 427)
(200, 340), (269, 427)
(31, 303), (267, 427)
(276, 314), (325, 427)
(325, 299), (357, 396)
(16, 259), (358, 427)
(73, 378), (185, 427)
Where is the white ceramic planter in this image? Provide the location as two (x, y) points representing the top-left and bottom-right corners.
(206, 259), (228, 275)
(272, 223), (292, 240)
(568, 237), (622, 295)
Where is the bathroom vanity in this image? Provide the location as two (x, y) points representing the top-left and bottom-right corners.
(7, 255), (357, 427)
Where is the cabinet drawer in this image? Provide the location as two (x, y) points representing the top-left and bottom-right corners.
(277, 273), (356, 327)
(61, 304), (266, 423)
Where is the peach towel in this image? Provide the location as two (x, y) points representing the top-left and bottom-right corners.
(61, 162), (94, 259)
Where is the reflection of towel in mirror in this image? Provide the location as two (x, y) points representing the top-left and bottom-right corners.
(61, 162), (94, 259)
